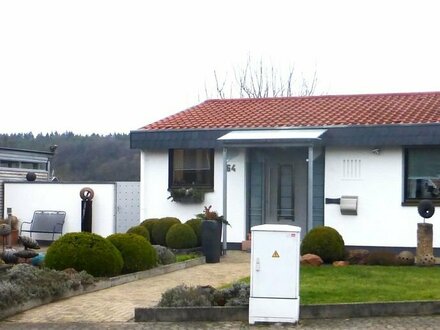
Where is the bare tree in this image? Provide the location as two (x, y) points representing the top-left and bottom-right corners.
(205, 57), (318, 99)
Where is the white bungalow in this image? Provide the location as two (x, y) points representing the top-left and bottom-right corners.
(130, 92), (440, 250)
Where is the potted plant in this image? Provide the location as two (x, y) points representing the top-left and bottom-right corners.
(167, 187), (205, 203)
(196, 206), (230, 263)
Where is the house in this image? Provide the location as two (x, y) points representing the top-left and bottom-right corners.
(0, 147), (53, 218)
(130, 92), (440, 250)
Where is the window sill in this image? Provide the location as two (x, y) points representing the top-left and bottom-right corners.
(402, 200), (440, 207)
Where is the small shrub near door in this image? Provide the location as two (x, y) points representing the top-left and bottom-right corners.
(107, 233), (157, 273)
(165, 224), (198, 249)
(45, 232), (123, 277)
(151, 217), (181, 246)
(300, 226), (345, 263)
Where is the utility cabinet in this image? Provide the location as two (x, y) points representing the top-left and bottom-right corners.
(249, 224), (301, 324)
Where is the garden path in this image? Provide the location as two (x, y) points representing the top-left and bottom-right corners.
(4, 251), (250, 323)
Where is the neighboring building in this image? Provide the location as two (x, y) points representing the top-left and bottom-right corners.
(0, 147), (53, 217)
(130, 92), (440, 250)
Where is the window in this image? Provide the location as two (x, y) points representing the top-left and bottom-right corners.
(405, 147), (440, 201)
(169, 149), (214, 189)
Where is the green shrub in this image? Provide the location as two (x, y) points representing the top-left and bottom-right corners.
(366, 251), (397, 266)
(140, 218), (160, 243)
(126, 225), (150, 241)
(158, 284), (215, 307)
(153, 245), (176, 265)
(300, 226), (345, 263)
(185, 218), (202, 246)
(166, 224), (197, 249)
(45, 232), (123, 277)
(107, 233), (157, 273)
(0, 264), (94, 310)
(151, 217), (181, 246)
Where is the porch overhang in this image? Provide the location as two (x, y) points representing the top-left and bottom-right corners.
(217, 129), (327, 147)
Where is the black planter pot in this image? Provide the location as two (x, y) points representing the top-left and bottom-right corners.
(201, 220), (222, 263)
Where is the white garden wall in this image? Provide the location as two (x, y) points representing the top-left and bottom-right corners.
(4, 182), (130, 239)
(324, 146), (440, 248)
(140, 148), (247, 243)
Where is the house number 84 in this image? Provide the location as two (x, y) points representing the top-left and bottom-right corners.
(227, 164), (236, 172)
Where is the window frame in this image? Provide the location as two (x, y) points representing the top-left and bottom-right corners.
(403, 146), (440, 205)
(168, 148), (214, 190)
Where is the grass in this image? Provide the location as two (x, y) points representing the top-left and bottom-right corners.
(175, 252), (201, 263)
(239, 265), (440, 305)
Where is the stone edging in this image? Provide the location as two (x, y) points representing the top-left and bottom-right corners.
(134, 300), (440, 322)
(0, 256), (206, 320)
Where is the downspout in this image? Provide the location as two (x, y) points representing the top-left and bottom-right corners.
(307, 146), (314, 233)
(222, 147), (228, 255)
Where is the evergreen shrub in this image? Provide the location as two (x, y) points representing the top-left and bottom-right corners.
(140, 218), (160, 243)
(45, 232), (123, 277)
(165, 224), (197, 249)
(107, 233), (157, 273)
(185, 218), (202, 246)
(300, 226), (345, 263)
(151, 217), (181, 246)
(126, 225), (150, 241)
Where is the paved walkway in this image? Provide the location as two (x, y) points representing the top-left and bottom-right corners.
(2, 251), (440, 329)
(4, 251), (251, 323)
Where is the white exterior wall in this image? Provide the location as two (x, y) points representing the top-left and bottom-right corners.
(140, 148), (247, 243)
(4, 183), (116, 238)
(325, 147), (440, 248)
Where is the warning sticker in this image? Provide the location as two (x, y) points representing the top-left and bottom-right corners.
(272, 250), (280, 258)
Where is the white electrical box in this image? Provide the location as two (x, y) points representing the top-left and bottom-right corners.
(249, 224), (301, 325)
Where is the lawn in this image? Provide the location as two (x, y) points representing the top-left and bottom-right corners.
(242, 265), (440, 305)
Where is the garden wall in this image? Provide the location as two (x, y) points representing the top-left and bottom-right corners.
(4, 181), (139, 238)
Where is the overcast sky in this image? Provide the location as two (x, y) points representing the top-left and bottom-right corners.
(1, 0), (440, 135)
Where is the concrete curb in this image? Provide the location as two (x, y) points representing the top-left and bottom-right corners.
(0, 256), (205, 320)
(134, 300), (440, 322)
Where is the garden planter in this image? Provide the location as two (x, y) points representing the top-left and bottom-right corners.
(201, 220), (222, 263)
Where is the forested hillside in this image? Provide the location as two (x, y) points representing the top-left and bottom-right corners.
(0, 132), (139, 181)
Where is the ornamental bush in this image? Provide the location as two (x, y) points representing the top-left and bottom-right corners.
(185, 218), (202, 246)
(126, 225), (150, 241)
(300, 226), (345, 263)
(165, 224), (197, 249)
(107, 233), (157, 273)
(140, 218), (160, 243)
(45, 232), (123, 277)
(151, 217), (181, 246)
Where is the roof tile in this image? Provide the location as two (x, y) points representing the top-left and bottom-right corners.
(142, 92), (440, 130)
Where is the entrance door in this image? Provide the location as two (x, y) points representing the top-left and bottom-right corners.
(249, 148), (307, 230)
(265, 159), (295, 224)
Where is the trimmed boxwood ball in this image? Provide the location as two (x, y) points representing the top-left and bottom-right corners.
(45, 232), (123, 277)
(152, 217), (181, 246)
(126, 225), (150, 241)
(185, 218), (202, 246)
(300, 226), (345, 263)
(140, 218), (160, 243)
(107, 233), (157, 273)
(166, 223), (197, 249)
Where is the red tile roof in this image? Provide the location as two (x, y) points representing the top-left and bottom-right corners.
(142, 92), (440, 130)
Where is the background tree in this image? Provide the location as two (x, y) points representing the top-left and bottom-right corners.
(205, 56), (318, 99)
(0, 133), (139, 181)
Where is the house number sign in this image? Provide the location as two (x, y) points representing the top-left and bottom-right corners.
(227, 164), (236, 172)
